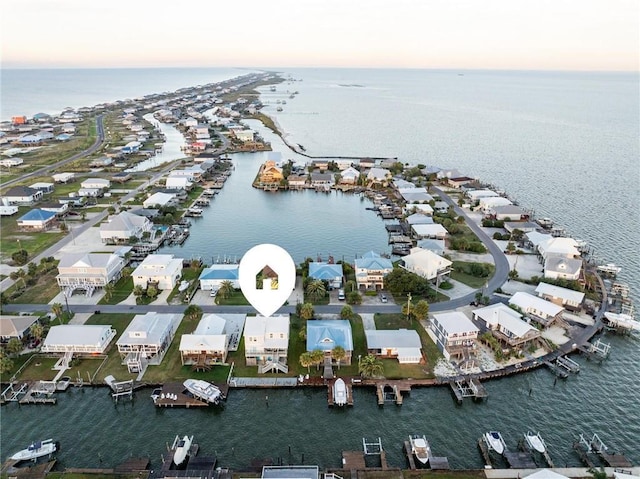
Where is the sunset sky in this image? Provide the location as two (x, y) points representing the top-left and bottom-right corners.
(1, 0), (637, 70)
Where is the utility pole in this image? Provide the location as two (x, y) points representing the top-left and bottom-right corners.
(406, 293), (412, 321)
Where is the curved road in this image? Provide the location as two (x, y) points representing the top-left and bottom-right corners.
(0, 115), (105, 189)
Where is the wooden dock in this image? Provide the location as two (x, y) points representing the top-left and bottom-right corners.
(477, 438), (494, 468)
(327, 380), (354, 407)
(573, 442), (595, 468)
(403, 441), (417, 470)
(544, 361), (569, 379)
(376, 384), (403, 405)
(342, 451), (366, 470)
(600, 452), (633, 468)
(153, 382), (208, 408)
(449, 378), (488, 403)
(161, 440), (199, 472)
(1, 459), (56, 479)
(504, 451), (537, 469)
(18, 381), (57, 405)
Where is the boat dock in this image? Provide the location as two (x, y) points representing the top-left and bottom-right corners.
(449, 378), (488, 403)
(161, 438), (200, 472)
(556, 356), (580, 373)
(477, 438), (494, 468)
(543, 361), (569, 379)
(1, 381), (28, 403)
(18, 381), (57, 405)
(578, 339), (611, 360)
(520, 436), (554, 467)
(402, 440), (450, 470)
(153, 382), (229, 408)
(503, 451), (537, 469)
(327, 381), (354, 407)
(574, 433), (634, 468)
(1, 459), (56, 479)
(376, 383), (402, 405)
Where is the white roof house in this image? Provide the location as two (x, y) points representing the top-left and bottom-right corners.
(544, 253), (582, 280)
(478, 196), (513, 211)
(535, 282), (585, 309)
(398, 187), (433, 203)
(42, 325), (116, 354)
(538, 237), (581, 260)
(365, 329), (422, 364)
(179, 313), (246, 366)
(525, 231), (553, 248)
(411, 223), (448, 239)
(429, 311), (479, 359)
(405, 213), (434, 225)
(56, 252), (126, 291)
(401, 247), (452, 281)
(243, 314), (290, 367)
(116, 312), (182, 369)
(143, 192), (176, 208)
(509, 291), (564, 320)
(472, 303), (539, 344)
(404, 203), (434, 215)
(165, 176), (192, 190)
(80, 178), (111, 190)
(100, 211), (153, 243)
(366, 167), (391, 184)
(340, 166), (360, 184)
(132, 254), (183, 290)
(467, 189), (499, 201)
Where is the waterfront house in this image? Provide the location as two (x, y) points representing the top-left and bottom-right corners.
(537, 237), (581, 260)
(29, 182), (54, 194)
(17, 208), (56, 231)
(543, 253), (583, 281)
(287, 175), (307, 189)
(52, 172), (75, 183)
(535, 282), (585, 312)
(405, 213), (434, 225)
(234, 130), (254, 142)
(81, 178), (111, 190)
(306, 319), (353, 366)
(100, 211), (153, 244)
(401, 247), (452, 282)
(310, 172), (335, 189)
(411, 223), (448, 239)
(364, 329), (422, 363)
(259, 161), (284, 185)
(179, 313), (245, 366)
(122, 141), (142, 154)
(165, 176), (192, 190)
(0, 315), (39, 342)
(366, 167), (391, 187)
(428, 311), (479, 361)
(132, 254), (183, 290)
(308, 262), (343, 289)
(488, 204), (528, 221)
(335, 159), (353, 170)
(42, 325), (116, 355)
(199, 264), (240, 290)
(449, 176), (476, 188)
(504, 221), (538, 234)
(243, 314), (290, 373)
(509, 291), (564, 326)
(359, 158), (376, 169)
(416, 239), (446, 256)
(56, 252), (126, 296)
(437, 168), (463, 180)
(3, 186), (43, 205)
(143, 192), (176, 208)
(478, 196), (512, 211)
(339, 167), (360, 185)
(404, 203), (433, 216)
(467, 189), (499, 201)
(354, 251), (393, 290)
(116, 312), (182, 372)
(311, 160), (329, 171)
(472, 303), (540, 350)
(525, 231), (553, 250)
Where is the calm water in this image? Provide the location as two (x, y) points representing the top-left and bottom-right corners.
(1, 68), (639, 469)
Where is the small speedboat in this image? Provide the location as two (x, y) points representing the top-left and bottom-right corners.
(333, 378), (347, 406)
(484, 431), (506, 455)
(172, 435), (193, 467)
(10, 439), (57, 462)
(409, 434), (431, 464)
(525, 431), (546, 453)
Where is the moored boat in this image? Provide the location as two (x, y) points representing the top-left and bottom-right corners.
(525, 431), (546, 453)
(596, 263), (622, 276)
(484, 431), (506, 455)
(409, 434), (431, 464)
(172, 435), (193, 467)
(333, 378), (347, 406)
(10, 439), (57, 462)
(183, 379), (224, 404)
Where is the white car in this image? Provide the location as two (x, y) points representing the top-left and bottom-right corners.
(380, 294), (388, 303)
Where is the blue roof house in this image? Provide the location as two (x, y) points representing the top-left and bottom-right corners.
(306, 319), (353, 366)
(17, 208), (56, 231)
(308, 262), (343, 289)
(199, 264), (240, 290)
(355, 251), (393, 290)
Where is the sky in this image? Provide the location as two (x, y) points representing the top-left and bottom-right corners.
(1, 0), (638, 71)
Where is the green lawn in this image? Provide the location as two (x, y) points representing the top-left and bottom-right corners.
(98, 276), (133, 305)
(6, 270), (61, 304)
(0, 209), (66, 262)
(450, 261), (495, 288)
(216, 290), (250, 305)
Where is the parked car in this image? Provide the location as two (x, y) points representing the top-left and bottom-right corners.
(338, 289), (345, 301)
(380, 294), (388, 303)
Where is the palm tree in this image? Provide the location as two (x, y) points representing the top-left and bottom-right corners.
(299, 352), (313, 373)
(103, 283), (115, 301)
(218, 280), (234, 300)
(27, 262), (38, 277)
(359, 354), (384, 378)
(0, 351), (14, 375)
(340, 305), (354, 320)
(29, 323), (44, 342)
(299, 303), (314, 320)
(6, 338), (23, 357)
(311, 349), (324, 371)
(51, 302), (64, 324)
(305, 279), (326, 302)
(413, 300), (429, 322)
(10, 269), (27, 290)
(298, 325), (307, 341)
(332, 346), (346, 370)
(184, 304), (202, 321)
(146, 285), (158, 299)
(133, 285), (145, 298)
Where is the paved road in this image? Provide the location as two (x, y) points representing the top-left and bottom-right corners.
(1, 115), (105, 189)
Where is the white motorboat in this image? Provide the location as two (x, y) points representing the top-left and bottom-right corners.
(333, 378), (347, 406)
(525, 431), (546, 453)
(409, 434), (431, 465)
(604, 312), (640, 332)
(597, 263), (622, 276)
(172, 435), (193, 467)
(10, 439), (57, 462)
(183, 379), (223, 404)
(484, 431), (506, 455)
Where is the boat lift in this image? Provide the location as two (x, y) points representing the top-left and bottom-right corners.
(580, 433), (607, 453)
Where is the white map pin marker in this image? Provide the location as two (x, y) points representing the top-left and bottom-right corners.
(238, 244), (296, 317)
